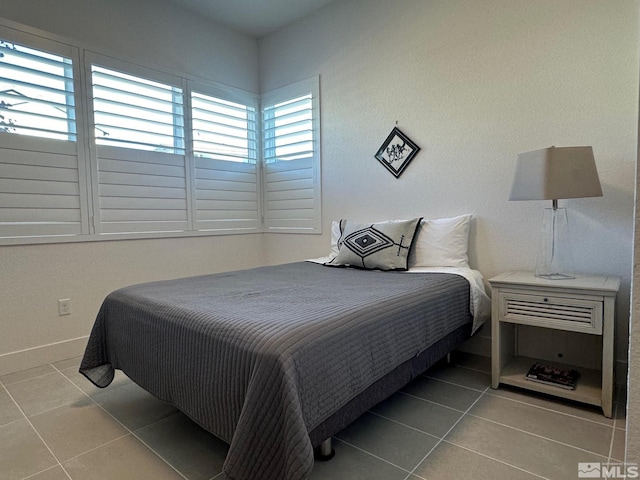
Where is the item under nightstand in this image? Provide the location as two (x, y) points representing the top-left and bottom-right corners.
(490, 271), (619, 418)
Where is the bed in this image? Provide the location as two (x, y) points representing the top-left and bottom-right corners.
(80, 216), (490, 480)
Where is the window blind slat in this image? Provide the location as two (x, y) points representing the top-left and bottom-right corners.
(92, 92), (182, 117)
(0, 42), (71, 68)
(0, 90), (74, 115)
(0, 62), (73, 90)
(94, 134), (183, 153)
(92, 68), (180, 98)
(262, 121), (311, 137)
(0, 76), (74, 102)
(192, 98), (251, 118)
(193, 121), (253, 140)
(262, 96), (311, 115)
(4, 124), (76, 141)
(94, 104), (184, 130)
(94, 121), (183, 142)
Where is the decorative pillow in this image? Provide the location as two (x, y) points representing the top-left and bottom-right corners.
(409, 214), (472, 268)
(328, 218), (422, 271)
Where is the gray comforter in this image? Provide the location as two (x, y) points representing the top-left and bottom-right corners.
(80, 262), (471, 480)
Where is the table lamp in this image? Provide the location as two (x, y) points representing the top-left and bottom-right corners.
(509, 146), (603, 279)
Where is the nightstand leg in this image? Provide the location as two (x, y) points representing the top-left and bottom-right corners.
(601, 297), (615, 418)
(491, 296), (499, 388)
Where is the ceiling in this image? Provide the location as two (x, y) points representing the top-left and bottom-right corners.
(166, 0), (339, 38)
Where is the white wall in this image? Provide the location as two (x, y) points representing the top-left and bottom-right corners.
(0, 0), (263, 375)
(0, 0), (258, 92)
(259, 0), (639, 373)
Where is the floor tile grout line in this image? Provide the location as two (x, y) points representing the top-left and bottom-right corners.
(59, 433), (133, 463)
(53, 364), (191, 480)
(1, 369), (60, 388)
(465, 412), (611, 459)
(607, 401), (620, 463)
(607, 403), (627, 463)
(0, 380), (74, 480)
(397, 390), (468, 413)
(21, 465), (69, 480)
(450, 363), (492, 376)
(11, 371), (100, 419)
(421, 374), (487, 393)
(439, 439), (551, 480)
(366, 410), (442, 441)
(613, 388), (625, 430)
(401, 385), (492, 480)
(483, 389), (617, 428)
(0, 414), (30, 430)
(330, 437), (417, 476)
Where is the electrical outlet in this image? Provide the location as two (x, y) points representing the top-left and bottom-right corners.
(58, 299), (71, 316)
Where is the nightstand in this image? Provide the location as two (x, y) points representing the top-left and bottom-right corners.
(490, 271), (620, 417)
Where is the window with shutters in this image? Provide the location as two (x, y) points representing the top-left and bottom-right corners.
(261, 77), (321, 233)
(0, 20), (321, 244)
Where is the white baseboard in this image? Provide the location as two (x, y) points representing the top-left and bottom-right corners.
(0, 336), (88, 376)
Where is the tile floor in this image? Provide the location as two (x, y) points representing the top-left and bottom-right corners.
(0, 353), (627, 480)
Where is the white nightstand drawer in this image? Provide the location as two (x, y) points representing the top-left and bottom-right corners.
(499, 291), (603, 334)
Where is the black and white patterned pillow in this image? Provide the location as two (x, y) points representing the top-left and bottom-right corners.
(326, 218), (423, 271)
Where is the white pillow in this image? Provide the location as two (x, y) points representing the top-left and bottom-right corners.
(329, 220), (341, 259)
(409, 214), (472, 268)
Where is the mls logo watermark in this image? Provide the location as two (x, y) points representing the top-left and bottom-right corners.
(578, 462), (639, 478)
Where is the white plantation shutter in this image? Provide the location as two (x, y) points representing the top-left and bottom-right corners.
(191, 85), (260, 232)
(88, 56), (189, 235)
(0, 27), (89, 242)
(94, 145), (189, 234)
(261, 77), (321, 233)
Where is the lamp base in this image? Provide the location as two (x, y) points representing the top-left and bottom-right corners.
(535, 207), (575, 280)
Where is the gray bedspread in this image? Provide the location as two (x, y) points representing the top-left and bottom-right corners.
(80, 262), (471, 480)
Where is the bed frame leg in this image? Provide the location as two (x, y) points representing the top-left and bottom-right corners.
(314, 438), (335, 461)
(446, 352), (451, 364)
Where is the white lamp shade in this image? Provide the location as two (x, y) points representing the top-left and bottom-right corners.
(509, 146), (603, 201)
